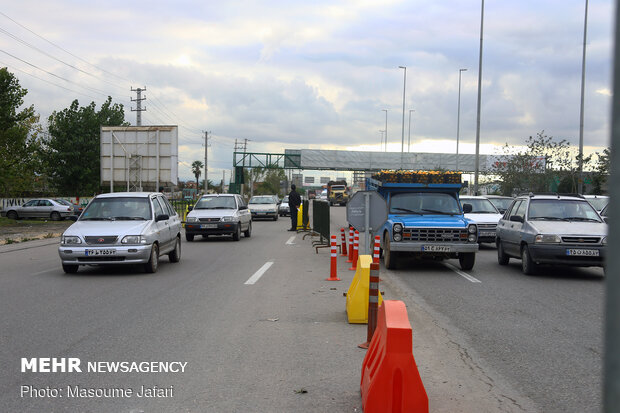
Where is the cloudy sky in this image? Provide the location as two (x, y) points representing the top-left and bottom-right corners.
(0, 0), (614, 182)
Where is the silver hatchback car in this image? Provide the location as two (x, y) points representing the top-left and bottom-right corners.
(58, 192), (182, 274)
(496, 194), (607, 275)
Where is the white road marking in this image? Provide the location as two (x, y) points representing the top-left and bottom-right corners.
(244, 261), (274, 285)
(286, 236), (296, 245)
(444, 262), (482, 283)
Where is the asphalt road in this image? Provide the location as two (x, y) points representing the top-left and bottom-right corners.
(327, 206), (604, 413)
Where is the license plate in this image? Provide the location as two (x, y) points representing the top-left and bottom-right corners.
(85, 249), (116, 256)
(422, 245), (451, 252)
(480, 231), (495, 237)
(201, 224), (217, 229)
(566, 249), (599, 256)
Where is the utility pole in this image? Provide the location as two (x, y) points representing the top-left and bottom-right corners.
(222, 170), (225, 193)
(204, 131), (210, 193)
(131, 87), (146, 126)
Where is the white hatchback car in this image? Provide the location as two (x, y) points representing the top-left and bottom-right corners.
(460, 195), (503, 243)
(58, 192), (182, 274)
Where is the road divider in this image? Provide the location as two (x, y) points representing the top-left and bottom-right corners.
(346, 227), (354, 263)
(346, 255), (383, 324)
(340, 228), (348, 256)
(359, 262), (380, 349)
(327, 235), (341, 281)
(360, 300), (428, 413)
(349, 230), (359, 271)
(372, 235), (381, 264)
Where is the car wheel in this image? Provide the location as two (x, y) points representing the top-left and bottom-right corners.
(273, 214), (278, 221)
(244, 222), (252, 238)
(185, 233), (194, 242)
(168, 237), (181, 263)
(6, 210), (18, 220)
(521, 245), (537, 275)
(232, 226), (241, 241)
(144, 244), (159, 273)
(62, 264), (79, 274)
(383, 233), (398, 270)
(497, 239), (509, 265)
(459, 252), (476, 271)
(50, 211), (61, 221)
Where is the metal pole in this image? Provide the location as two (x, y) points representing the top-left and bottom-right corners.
(457, 68), (467, 171)
(578, 0), (589, 194)
(204, 131), (208, 193)
(399, 66), (407, 169)
(364, 193), (370, 255)
(604, 3), (620, 409)
(408, 109), (414, 152)
(474, 0), (485, 195)
(382, 109), (388, 151)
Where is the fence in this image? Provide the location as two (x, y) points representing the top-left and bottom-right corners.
(311, 199), (330, 251)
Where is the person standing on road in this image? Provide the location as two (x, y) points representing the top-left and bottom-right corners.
(288, 184), (302, 231)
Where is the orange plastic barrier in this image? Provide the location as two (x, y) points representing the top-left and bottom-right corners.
(360, 300), (428, 413)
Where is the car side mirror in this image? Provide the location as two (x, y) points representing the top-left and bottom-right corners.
(509, 215), (524, 223)
(156, 214), (169, 222)
(462, 203), (472, 213)
(239, 205), (248, 210)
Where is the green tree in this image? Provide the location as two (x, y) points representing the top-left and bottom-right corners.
(256, 168), (286, 195)
(0, 68), (42, 197)
(45, 97), (126, 195)
(191, 160), (203, 192)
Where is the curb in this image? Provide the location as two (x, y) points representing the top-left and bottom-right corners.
(0, 237), (60, 254)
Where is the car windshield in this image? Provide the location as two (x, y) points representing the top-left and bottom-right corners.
(528, 199), (602, 222)
(194, 196), (236, 209)
(390, 192), (460, 215)
(488, 198), (513, 211)
(587, 197), (608, 211)
(282, 196), (289, 203)
(249, 196), (275, 204)
(461, 198), (499, 213)
(80, 197), (151, 220)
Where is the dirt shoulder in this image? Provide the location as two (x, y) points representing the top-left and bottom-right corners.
(0, 218), (72, 245)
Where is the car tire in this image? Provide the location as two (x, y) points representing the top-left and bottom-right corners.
(232, 226), (241, 241)
(185, 233), (194, 242)
(244, 222), (252, 238)
(459, 252), (476, 271)
(62, 264), (79, 274)
(383, 233), (398, 270)
(497, 239), (509, 265)
(6, 210), (18, 220)
(168, 237), (181, 263)
(521, 245), (537, 275)
(50, 211), (61, 221)
(273, 215), (278, 221)
(144, 244), (159, 273)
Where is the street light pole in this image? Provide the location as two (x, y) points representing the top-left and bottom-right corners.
(408, 109), (415, 152)
(382, 109), (388, 151)
(379, 129), (384, 150)
(578, 0), (589, 194)
(474, 0), (485, 195)
(399, 66), (407, 169)
(457, 68), (467, 171)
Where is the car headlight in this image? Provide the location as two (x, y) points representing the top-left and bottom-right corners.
(602, 236), (607, 245)
(393, 223), (403, 233)
(186, 217), (198, 223)
(534, 234), (561, 244)
(393, 233), (402, 242)
(468, 234), (477, 242)
(61, 235), (82, 245)
(221, 216), (239, 222)
(121, 235), (147, 244)
(468, 224), (477, 234)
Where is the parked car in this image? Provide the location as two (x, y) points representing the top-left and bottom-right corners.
(248, 195), (279, 221)
(185, 194), (251, 241)
(496, 193), (606, 275)
(55, 199), (83, 216)
(57, 192), (182, 274)
(460, 196), (503, 243)
(319, 189), (328, 200)
(584, 194), (608, 212)
(484, 195), (514, 214)
(279, 195), (290, 216)
(3, 198), (74, 221)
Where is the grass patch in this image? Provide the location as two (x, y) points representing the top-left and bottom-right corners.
(43, 232), (57, 238)
(0, 217), (53, 227)
(4, 238), (17, 244)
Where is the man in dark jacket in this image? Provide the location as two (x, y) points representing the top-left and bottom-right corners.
(288, 184), (302, 231)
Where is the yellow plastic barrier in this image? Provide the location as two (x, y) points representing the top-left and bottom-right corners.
(346, 255), (383, 324)
(296, 203), (304, 230)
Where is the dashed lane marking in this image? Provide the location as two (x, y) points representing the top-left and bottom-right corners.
(444, 262), (482, 283)
(285, 236), (296, 245)
(244, 261), (274, 285)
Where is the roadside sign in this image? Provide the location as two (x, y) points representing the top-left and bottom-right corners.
(346, 191), (388, 232)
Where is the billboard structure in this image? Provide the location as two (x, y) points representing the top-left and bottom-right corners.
(100, 126), (178, 192)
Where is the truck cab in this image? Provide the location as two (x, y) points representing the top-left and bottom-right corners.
(368, 176), (479, 270)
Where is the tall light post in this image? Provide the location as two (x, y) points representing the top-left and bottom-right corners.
(474, 0), (485, 195)
(382, 109), (388, 151)
(408, 109), (415, 152)
(379, 129), (385, 150)
(399, 66), (407, 169)
(578, 0), (589, 194)
(457, 68), (467, 171)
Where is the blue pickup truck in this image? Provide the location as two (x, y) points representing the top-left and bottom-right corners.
(367, 177), (479, 270)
